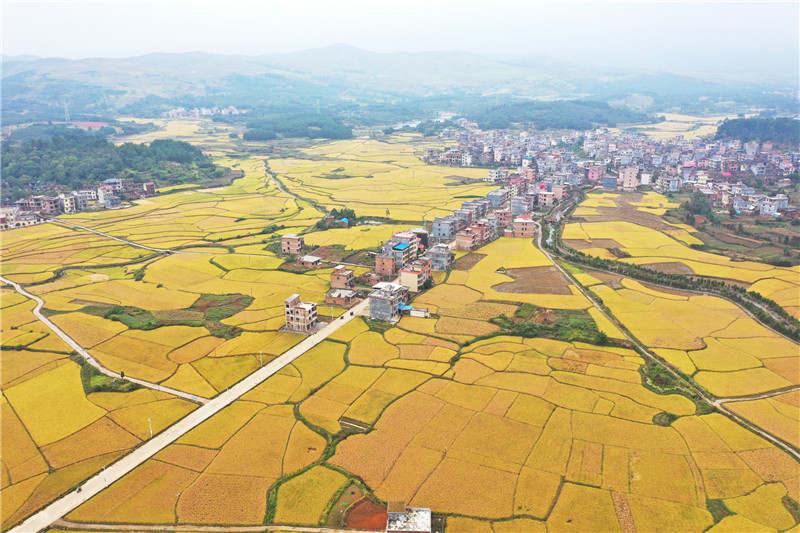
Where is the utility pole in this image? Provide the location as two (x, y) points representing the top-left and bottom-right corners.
(259, 350), (263, 367)
(148, 417), (153, 438)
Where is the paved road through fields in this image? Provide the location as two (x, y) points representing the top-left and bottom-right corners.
(0, 275), (204, 403)
(8, 298), (370, 533)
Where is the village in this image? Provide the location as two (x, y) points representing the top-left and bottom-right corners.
(282, 166), (557, 333)
(1, 177), (157, 230)
(424, 120), (798, 217)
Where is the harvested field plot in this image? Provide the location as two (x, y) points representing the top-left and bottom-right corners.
(492, 266), (573, 295)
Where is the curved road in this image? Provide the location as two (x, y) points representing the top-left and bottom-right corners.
(9, 298), (370, 533)
(0, 275), (206, 404)
(534, 221), (800, 462)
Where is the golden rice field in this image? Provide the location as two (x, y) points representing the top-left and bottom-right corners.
(565, 192), (800, 315)
(268, 139), (497, 221)
(612, 113), (737, 140)
(0, 290), (196, 529)
(589, 279), (799, 397)
(2, 128), (798, 531)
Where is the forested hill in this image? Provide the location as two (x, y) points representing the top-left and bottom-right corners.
(715, 118), (800, 144)
(467, 100), (655, 130)
(1, 132), (220, 201)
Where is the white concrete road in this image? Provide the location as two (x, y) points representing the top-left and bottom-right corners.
(9, 298), (369, 533)
(0, 275), (205, 404)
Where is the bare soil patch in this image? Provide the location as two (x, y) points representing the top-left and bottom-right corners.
(152, 309), (205, 322)
(608, 248), (631, 258)
(310, 245), (350, 262)
(452, 252), (486, 271)
(646, 262), (695, 275)
(589, 270), (624, 289)
(493, 266), (572, 294)
(713, 231), (761, 248)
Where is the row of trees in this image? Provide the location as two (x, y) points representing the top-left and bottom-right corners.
(545, 224), (800, 342)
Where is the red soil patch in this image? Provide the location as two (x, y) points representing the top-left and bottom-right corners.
(346, 498), (388, 531)
(309, 245), (350, 262)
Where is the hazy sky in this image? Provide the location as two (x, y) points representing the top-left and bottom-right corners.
(2, 0), (798, 78)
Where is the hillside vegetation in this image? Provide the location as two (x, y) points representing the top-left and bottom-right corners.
(1, 131), (219, 200)
(716, 117), (800, 144)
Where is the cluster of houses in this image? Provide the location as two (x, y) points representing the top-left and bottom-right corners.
(163, 106), (246, 119)
(423, 119), (798, 219)
(281, 167), (560, 329)
(3, 178), (157, 230)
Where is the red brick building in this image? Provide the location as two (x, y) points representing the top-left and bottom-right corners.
(330, 265), (355, 289)
(281, 234), (304, 255)
(375, 254), (397, 276)
(511, 215), (536, 238)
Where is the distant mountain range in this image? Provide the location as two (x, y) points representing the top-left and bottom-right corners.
(2, 44), (795, 125)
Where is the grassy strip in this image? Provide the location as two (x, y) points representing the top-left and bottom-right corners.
(71, 354), (141, 394)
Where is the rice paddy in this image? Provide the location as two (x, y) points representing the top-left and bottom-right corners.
(2, 128), (798, 532)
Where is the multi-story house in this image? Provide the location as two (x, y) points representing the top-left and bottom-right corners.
(330, 265), (355, 289)
(58, 193), (77, 214)
(620, 166), (640, 191)
(425, 243), (454, 271)
(399, 257), (433, 292)
(375, 253), (398, 277)
(511, 215), (536, 238)
(281, 234), (304, 255)
(453, 208), (473, 229)
(494, 208), (513, 228)
(391, 232), (422, 260)
(368, 282), (408, 321)
(432, 216), (457, 242)
(284, 294), (318, 333)
(510, 196), (531, 215)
